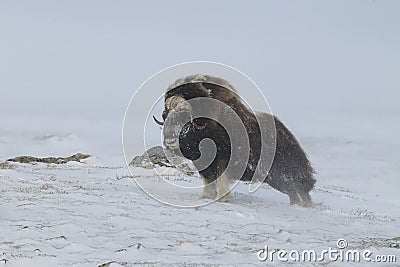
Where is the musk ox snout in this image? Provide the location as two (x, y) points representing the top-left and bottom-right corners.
(162, 109), (192, 151)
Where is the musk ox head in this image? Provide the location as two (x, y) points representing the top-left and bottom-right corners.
(153, 95), (207, 158)
(153, 74), (238, 161)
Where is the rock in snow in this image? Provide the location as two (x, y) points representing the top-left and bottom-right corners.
(129, 146), (196, 173)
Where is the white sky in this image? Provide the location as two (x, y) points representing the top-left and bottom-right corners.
(1, 1), (399, 155)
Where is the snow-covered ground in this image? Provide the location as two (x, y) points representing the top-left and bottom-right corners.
(1, 113), (399, 266)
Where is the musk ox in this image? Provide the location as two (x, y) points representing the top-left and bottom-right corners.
(153, 74), (315, 206)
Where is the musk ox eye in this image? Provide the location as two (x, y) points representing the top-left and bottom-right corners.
(193, 120), (207, 130)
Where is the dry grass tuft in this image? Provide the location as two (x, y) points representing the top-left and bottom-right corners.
(0, 161), (15, 169)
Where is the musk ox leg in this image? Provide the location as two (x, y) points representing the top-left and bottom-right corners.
(288, 190), (313, 207)
(201, 178), (217, 199)
(288, 192), (302, 206)
(216, 174), (231, 202)
(298, 191), (313, 207)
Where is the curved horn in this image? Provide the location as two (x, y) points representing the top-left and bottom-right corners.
(153, 115), (164, 126)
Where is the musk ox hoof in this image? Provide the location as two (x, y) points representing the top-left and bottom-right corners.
(289, 192), (314, 207)
(201, 186), (217, 200)
(217, 193), (232, 202)
(200, 194), (216, 200)
(302, 201), (314, 208)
